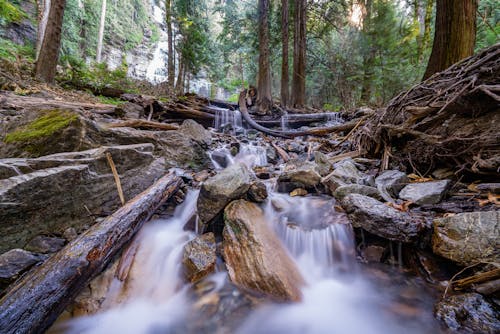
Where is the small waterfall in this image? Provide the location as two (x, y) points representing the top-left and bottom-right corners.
(325, 112), (343, 126)
(210, 143), (267, 170)
(213, 107), (243, 134)
(280, 112), (289, 131)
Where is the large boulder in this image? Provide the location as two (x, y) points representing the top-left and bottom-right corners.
(435, 293), (500, 333)
(399, 180), (451, 205)
(223, 200), (304, 301)
(432, 211), (499, 266)
(183, 233), (217, 283)
(0, 144), (165, 253)
(277, 159), (321, 192)
(197, 163), (252, 225)
(341, 194), (424, 243)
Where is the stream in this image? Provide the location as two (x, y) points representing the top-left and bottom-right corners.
(51, 108), (442, 334)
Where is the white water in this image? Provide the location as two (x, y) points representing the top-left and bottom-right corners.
(210, 142), (267, 170)
(213, 107), (243, 133)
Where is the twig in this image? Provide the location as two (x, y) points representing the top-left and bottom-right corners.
(106, 152), (126, 206)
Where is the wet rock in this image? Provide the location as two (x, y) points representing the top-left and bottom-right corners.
(24, 235), (66, 254)
(314, 152), (333, 176)
(399, 180), (451, 205)
(432, 211), (499, 266)
(435, 293), (500, 333)
(193, 170), (210, 182)
(183, 233), (217, 283)
(0, 144), (165, 253)
(277, 159), (321, 191)
(223, 200), (304, 301)
(362, 245), (386, 263)
(211, 151), (230, 169)
(333, 184), (382, 201)
(247, 182), (268, 203)
(265, 145), (278, 164)
(375, 170), (408, 202)
(0, 249), (44, 288)
(290, 188), (308, 197)
(197, 163), (252, 224)
(341, 194), (424, 243)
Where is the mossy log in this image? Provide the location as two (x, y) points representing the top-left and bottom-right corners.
(0, 173), (181, 334)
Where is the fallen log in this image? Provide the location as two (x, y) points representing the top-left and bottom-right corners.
(106, 119), (179, 131)
(0, 173), (182, 334)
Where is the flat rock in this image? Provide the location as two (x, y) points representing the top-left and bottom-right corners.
(0, 249), (44, 287)
(399, 180), (451, 205)
(183, 233), (217, 283)
(341, 194), (424, 243)
(435, 293), (500, 333)
(24, 235), (66, 254)
(432, 211), (499, 266)
(375, 170), (408, 202)
(197, 163), (252, 224)
(223, 200), (304, 301)
(333, 184), (382, 201)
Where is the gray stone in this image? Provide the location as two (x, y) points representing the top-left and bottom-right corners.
(197, 163), (252, 224)
(333, 184), (383, 201)
(247, 182), (268, 203)
(322, 158), (374, 193)
(341, 194), (424, 243)
(180, 119), (212, 146)
(432, 211), (499, 266)
(0, 249), (44, 287)
(25, 235), (66, 254)
(399, 180), (451, 205)
(375, 170), (409, 202)
(183, 233), (216, 283)
(435, 293), (500, 333)
(211, 151), (230, 169)
(313, 152), (333, 177)
(277, 159), (321, 190)
(476, 183), (500, 194)
(0, 144), (165, 253)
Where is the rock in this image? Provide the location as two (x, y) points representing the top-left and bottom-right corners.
(223, 200), (304, 301)
(362, 245), (385, 263)
(197, 163), (252, 224)
(313, 152), (333, 176)
(277, 159), (321, 191)
(63, 227), (78, 241)
(432, 211), (499, 266)
(180, 119), (212, 146)
(24, 235), (66, 254)
(247, 182), (268, 203)
(333, 184), (382, 201)
(193, 170), (210, 182)
(0, 144), (165, 253)
(341, 194), (424, 243)
(399, 180), (451, 205)
(183, 233), (217, 283)
(322, 158), (374, 193)
(435, 293), (500, 333)
(265, 145), (278, 164)
(476, 183), (500, 194)
(290, 188), (308, 197)
(116, 102), (144, 119)
(211, 151), (230, 169)
(157, 130), (210, 171)
(0, 249), (44, 288)
(375, 170), (408, 202)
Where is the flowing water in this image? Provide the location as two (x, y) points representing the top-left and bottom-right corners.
(213, 107), (243, 134)
(55, 137), (439, 334)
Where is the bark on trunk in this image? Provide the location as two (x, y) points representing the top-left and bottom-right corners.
(175, 54), (184, 95)
(96, 0), (107, 63)
(360, 0), (373, 103)
(35, 0), (66, 83)
(281, 0), (290, 107)
(420, 0), (433, 62)
(291, 0), (306, 108)
(257, 0), (273, 115)
(0, 173), (181, 334)
(166, 0), (175, 91)
(423, 0), (478, 80)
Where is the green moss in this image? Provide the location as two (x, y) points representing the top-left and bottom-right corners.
(4, 110), (78, 143)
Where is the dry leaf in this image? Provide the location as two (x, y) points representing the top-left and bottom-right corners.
(476, 193), (500, 207)
(467, 183), (479, 192)
(408, 173), (433, 183)
(386, 201), (413, 212)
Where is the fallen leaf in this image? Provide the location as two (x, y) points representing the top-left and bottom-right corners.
(386, 201), (413, 212)
(408, 173), (433, 183)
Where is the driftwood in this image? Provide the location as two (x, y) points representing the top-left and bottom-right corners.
(356, 43), (500, 176)
(0, 173), (182, 334)
(453, 268), (500, 291)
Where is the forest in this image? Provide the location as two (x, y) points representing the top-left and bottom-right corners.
(0, 1), (499, 334)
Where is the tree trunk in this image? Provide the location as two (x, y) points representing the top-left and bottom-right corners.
(420, 0), (433, 62)
(166, 0), (175, 91)
(175, 54), (184, 95)
(96, 0), (107, 63)
(360, 0), (373, 104)
(0, 173), (181, 334)
(292, 0), (307, 108)
(423, 0), (477, 80)
(35, 0), (66, 83)
(280, 0), (290, 108)
(257, 0), (273, 115)
(36, 0), (51, 61)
